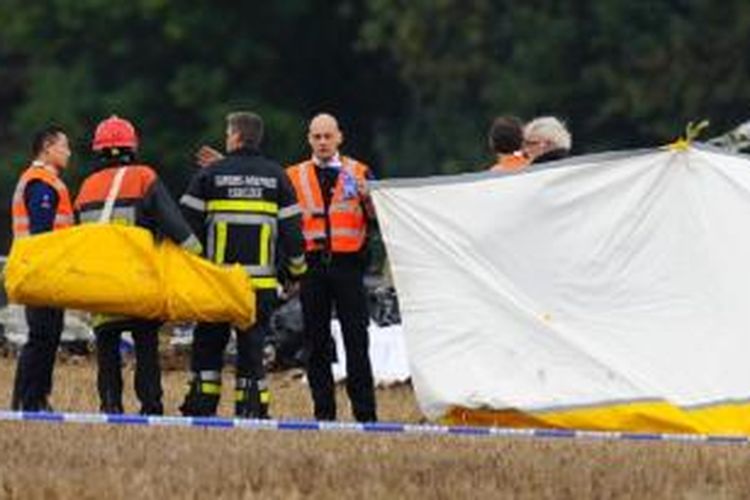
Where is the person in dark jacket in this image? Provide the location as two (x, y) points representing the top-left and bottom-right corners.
(523, 116), (572, 164)
(10, 125), (74, 412)
(179, 111), (306, 418)
(75, 115), (201, 415)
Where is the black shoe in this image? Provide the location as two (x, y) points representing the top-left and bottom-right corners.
(354, 407), (378, 423)
(100, 402), (124, 414)
(179, 397), (219, 417)
(140, 403), (163, 416)
(235, 401), (270, 419)
(18, 396), (55, 412)
(38, 397), (54, 413)
(19, 401), (43, 412)
(314, 404), (336, 421)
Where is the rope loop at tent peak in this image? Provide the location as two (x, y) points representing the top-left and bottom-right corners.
(668, 120), (710, 151)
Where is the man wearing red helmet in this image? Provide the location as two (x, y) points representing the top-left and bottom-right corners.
(74, 115), (201, 415)
(10, 125), (74, 412)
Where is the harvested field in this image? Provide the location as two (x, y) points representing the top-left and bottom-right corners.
(1, 356), (750, 499)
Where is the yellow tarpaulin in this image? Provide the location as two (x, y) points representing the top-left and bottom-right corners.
(4, 224), (255, 329)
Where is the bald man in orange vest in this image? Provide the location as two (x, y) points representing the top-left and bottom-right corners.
(287, 113), (377, 422)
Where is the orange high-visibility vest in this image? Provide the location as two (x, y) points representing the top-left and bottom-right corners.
(490, 151), (530, 173)
(11, 163), (73, 238)
(287, 157), (369, 253)
(75, 165), (158, 226)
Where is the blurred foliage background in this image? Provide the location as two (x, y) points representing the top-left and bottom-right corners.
(2, 0), (750, 251)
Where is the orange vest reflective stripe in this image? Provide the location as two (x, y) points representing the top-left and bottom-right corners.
(287, 157), (368, 253)
(11, 163), (74, 238)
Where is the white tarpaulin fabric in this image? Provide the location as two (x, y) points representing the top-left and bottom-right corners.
(371, 145), (750, 434)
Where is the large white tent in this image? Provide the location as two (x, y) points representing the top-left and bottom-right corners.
(372, 145), (750, 434)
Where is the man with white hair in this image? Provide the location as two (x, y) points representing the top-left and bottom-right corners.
(523, 116), (572, 164)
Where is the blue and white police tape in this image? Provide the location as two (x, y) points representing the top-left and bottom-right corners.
(0, 410), (747, 444)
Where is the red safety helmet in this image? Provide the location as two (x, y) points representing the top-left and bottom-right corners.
(92, 115), (138, 151)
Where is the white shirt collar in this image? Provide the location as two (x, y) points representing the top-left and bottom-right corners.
(313, 152), (342, 168)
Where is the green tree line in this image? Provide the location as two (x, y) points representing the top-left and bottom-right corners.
(2, 0), (750, 251)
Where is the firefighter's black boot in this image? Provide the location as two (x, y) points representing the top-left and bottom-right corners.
(234, 377), (270, 419)
(179, 371), (221, 416)
(139, 402), (164, 416)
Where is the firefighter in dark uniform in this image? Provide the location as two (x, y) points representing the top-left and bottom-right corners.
(75, 115), (202, 415)
(179, 111), (306, 418)
(11, 125), (75, 411)
(287, 113), (378, 422)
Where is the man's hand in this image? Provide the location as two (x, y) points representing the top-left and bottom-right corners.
(195, 145), (224, 168)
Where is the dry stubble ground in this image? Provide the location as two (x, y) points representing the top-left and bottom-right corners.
(1, 355), (750, 498)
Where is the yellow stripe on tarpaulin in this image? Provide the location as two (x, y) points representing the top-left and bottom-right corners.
(687, 401), (750, 435)
(443, 400), (750, 435)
